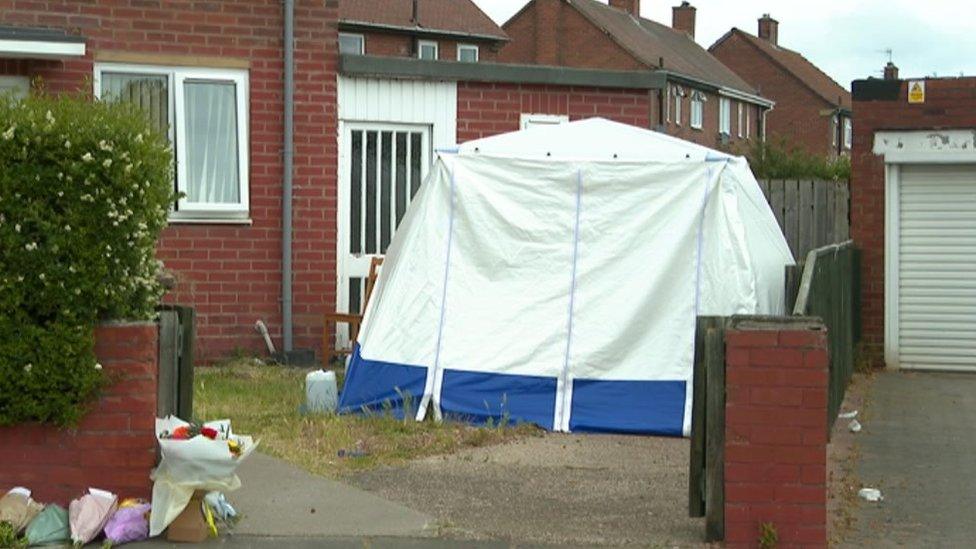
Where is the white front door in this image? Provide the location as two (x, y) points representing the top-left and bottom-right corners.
(337, 122), (431, 336)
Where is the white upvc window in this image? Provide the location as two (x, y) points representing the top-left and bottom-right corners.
(418, 40), (438, 60)
(844, 117), (853, 149)
(457, 44), (479, 63)
(719, 97), (731, 135)
(690, 91), (705, 130)
(737, 102), (744, 138)
(520, 113), (569, 130)
(339, 33), (365, 55)
(0, 75), (29, 99)
(674, 86), (684, 126)
(94, 63), (250, 220)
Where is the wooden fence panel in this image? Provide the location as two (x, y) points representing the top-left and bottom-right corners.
(759, 179), (850, 262)
(792, 242), (859, 435)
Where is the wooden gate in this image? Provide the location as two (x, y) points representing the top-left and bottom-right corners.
(689, 316), (727, 542)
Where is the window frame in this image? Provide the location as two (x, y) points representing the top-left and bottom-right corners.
(843, 117), (853, 149)
(690, 91), (704, 130)
(674, 86), (684, 126)
(339, 33), (365, 55)
(93, 63), (250, 220)
(520, 113), (569, 130)
(417, 40), (439, 60)
(719, 97), (732, 136)
(457, 44), (479, 63)
(737, 102), (744, 138)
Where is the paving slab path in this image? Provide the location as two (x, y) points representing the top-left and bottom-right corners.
(841, 371), (976, 548)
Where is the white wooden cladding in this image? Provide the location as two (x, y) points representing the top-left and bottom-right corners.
(337, 76), (457, 151)
(336, 76), (457, 318)
(897, 164), (976, 371)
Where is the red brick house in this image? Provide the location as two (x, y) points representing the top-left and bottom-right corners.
(852, 70), (976, 371)
(0, 2), (338, 361)
(497, 0), (773, 149)
(338, 0), (507, 62)
(710, 15), (852, 158)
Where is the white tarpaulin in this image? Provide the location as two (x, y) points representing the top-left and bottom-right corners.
(338, 118), (794, 436)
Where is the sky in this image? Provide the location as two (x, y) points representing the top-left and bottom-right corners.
(472, 0), (976, 90)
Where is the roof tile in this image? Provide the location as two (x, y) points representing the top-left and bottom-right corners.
(339, 0), (507, 41)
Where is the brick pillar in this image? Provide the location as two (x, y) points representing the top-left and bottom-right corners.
(0, 323), (158, 504)
(724, 318), (828, 548)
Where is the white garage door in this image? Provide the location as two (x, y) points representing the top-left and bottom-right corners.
(898, 164), (976, 371)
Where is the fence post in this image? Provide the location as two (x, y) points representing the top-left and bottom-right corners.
(704, 318), (727, 542)
(157, 310), (179, 417)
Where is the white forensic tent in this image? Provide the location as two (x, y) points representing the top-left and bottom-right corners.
(338, 118), (794, 436)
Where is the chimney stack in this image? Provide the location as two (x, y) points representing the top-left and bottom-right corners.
(609, 0), (641, 17)
(672, 2), (696, 39)
(758, 14), (778, 46)
(884, 61), (899, 80)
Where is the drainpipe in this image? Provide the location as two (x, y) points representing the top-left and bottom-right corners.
(282, 0), (294, 352)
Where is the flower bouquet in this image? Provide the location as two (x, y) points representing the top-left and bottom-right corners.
(149, 416), (256, 537)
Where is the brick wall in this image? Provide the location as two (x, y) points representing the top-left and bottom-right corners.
(498, 0), (644, 71)
(0, 1), (339, 360)
(724, 319), (828, 548)
(0, 323), (158, 505)
(711, 32), (836, 157)
(456, 81), (652, 141)
(357, 31), (500, 62)
(851, 77), (976, 361)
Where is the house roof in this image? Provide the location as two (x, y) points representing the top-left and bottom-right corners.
(567, 0), (758, 96)
(711, 29), (851, 110)
(339, 0), (508, 42)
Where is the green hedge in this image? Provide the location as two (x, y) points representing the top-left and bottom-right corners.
(741, 138), (851, 181)
(0, 92), (174, 425)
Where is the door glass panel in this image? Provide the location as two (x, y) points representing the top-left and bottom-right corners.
(349, 277), (363, 315)
(380, 131), (393, 252)
(410, 132), (423, 196)
(396, 132), (408, 224)
(350, 130), (363, 254)
(365, 131), (378, 254)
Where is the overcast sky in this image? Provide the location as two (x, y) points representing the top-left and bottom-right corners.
(473, 0), (976, 90)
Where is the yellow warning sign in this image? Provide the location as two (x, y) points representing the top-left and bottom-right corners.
(908, 80), (925, 104)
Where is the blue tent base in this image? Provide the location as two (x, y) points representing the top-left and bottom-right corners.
(339, 346), (686, 435)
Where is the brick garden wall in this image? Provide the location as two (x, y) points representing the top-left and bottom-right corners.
(724, 319), (829, 548)
(851, 77), (976, 362)
(0, 323), (158, 505)
(0, 0), (339, 361)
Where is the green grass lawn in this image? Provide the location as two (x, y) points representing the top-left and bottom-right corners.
(193, 360), (540, 477)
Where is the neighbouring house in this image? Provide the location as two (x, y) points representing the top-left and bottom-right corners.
(710, 14), (852, 157)
(0, 3), (339, 361)
(852, 67), (976, 370)
(496, 0), (773, 149)
(338, 0), (508, 62)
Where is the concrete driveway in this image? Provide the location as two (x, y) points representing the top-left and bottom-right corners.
(349, 433), (702, 547)
(842, 371), (976, 547)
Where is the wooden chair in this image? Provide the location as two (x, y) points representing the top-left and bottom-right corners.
(323, 257), (384, 367)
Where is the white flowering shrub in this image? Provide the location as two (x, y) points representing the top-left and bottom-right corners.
(0, 93), (174, 425)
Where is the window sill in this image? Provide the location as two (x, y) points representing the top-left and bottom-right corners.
(168, 217), (253, 226)
(691, 126), (703, 131)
